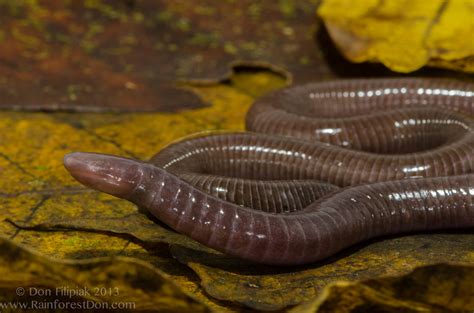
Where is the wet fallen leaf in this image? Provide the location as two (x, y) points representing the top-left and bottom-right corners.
(1, 0), (450, 112)
(0, 0), (204, 112)
(169, 233), (474, 311)
(0, 235), (211, 312)
(318, 0), (474, 73)
(8, 212), (209, 252)
(290, 263), (474, 313)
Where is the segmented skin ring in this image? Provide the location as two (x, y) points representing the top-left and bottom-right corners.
(64, 78), (474, 265)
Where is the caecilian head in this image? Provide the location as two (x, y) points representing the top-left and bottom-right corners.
(63, 152), (144, 198)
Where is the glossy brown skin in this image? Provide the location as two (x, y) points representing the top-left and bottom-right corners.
(64, 78), (474, 265)
(246, 78), (473, 153)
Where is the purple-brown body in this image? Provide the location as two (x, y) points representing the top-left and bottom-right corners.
(64, 78), (474, 265)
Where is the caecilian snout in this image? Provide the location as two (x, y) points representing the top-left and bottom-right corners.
(63, 152), (143, 198)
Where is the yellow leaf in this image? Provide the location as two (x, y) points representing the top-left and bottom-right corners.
(318, 0), (474, 72)
(290, 264), (474, 313)
(0, 235), (211, 312)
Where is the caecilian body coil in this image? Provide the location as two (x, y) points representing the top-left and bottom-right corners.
(64, 78), (474, 266)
